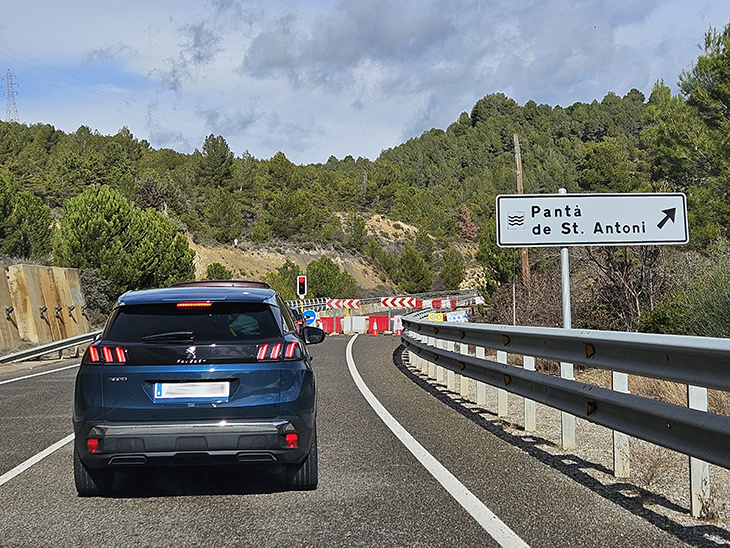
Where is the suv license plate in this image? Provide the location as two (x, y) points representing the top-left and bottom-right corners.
(154, 381), (230, 400)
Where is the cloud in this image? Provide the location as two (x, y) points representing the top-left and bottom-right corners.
(208, 0), (264, 28)
(180, 21), (223, 66)
(149, 54), (193, 92)
(83, 43), (138, 65)
(240, 0), (456, 91)
(13, 0), (727, 165)
(198, 104), (261, 136)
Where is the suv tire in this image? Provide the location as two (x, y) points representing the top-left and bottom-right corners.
(288, 427), (318, 490)
(74, 447), (113, 497)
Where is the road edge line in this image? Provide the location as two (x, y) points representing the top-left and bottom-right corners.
(346, 334), (530, 548)
(0, 434), (74, 488)
(0, 363), (79, 386)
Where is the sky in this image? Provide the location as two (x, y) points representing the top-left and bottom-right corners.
(1, 1), (729, 165)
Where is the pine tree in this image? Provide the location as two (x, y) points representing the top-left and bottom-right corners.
(397, 244), (433, 293)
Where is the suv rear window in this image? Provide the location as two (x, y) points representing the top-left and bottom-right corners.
(104, 302), (282, 343)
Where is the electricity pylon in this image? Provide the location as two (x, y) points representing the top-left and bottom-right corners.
(2, 70), (19, 123)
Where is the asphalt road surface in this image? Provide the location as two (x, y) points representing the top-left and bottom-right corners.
(0, 335), (690, 547)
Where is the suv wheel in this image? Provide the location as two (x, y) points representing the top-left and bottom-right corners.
(288, 427), (318, 490)
(74, 447), (113, 497)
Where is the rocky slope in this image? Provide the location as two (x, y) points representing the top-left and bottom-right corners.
(190, 239), (391, 290)
(189, 214), (481, 294)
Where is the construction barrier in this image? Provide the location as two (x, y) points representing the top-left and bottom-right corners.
(319, 316), (345, 334)
(343, 316), (368, 334)
(367, 316), (390, 335)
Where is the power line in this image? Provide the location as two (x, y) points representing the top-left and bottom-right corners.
(2, 69), (19, 123)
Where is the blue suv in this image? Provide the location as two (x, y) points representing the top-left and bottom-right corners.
(73, 282), (324, 496)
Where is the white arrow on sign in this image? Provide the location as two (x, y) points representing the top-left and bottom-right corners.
(496, 193), (689, 247)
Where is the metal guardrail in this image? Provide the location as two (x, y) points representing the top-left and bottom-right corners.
(285, 297), (329, 311)
(401, 314), (730, 516)
(406, 321), (730, 392)
(0, 330), (102, 364)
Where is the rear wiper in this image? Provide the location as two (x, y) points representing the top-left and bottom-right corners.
(141, 331), (194, 342)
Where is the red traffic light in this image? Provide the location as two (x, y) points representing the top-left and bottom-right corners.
(297, 275), (307, 297)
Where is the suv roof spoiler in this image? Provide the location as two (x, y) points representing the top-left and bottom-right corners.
(169, 280), (272, 289)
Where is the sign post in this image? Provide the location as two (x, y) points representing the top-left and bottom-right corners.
(557, 189), (575, 450)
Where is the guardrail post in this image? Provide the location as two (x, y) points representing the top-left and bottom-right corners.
(612, 372), (630, 478)
(688, 385), (710, 518)
(405, 328), (418, 372)
(476, 346), (487, 406)
(561, 361), (576, 450)
(418, 333), (428, 375)
(436, 339), (445, 383)
(460, 343), (470, 399)
(426, 335), (435, 379)
(446, 340), (456, 391)
(497, 350), (508, 418)
(427, 335), (436, 379)
(523, 356), (536, 432)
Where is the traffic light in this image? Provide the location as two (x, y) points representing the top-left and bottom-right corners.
(296, 275), (307, 298)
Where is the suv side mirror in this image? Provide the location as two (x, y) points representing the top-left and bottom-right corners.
(302, 326), (325, 345)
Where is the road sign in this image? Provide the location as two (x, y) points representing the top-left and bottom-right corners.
(496, 193), (688, 247)
(381, 297), (416, 308)
(302, 310), (317, 326)
(327, 299), (360, 309)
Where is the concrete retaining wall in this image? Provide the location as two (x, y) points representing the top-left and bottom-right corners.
(4, 264), (90, 348)
(0, 263), (21, 350)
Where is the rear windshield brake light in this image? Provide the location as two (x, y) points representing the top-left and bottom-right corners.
(176, 301), (213, 308)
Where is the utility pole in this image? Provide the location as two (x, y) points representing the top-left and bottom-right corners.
(514, 134), (530, 283)
(2, 70), (19, 123)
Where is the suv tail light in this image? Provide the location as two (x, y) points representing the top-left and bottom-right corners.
(88, 345), (127, 364)
(256, 342), (301, 361)
(284, 341), (299, 359)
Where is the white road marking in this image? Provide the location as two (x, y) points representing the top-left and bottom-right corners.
(0, 434), (74, 488)
(0, 363), (79, 386)
(346, 335), (530, 548)
(0, 364), (78, 487)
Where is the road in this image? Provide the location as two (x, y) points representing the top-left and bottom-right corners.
(0, 335), (689, 547)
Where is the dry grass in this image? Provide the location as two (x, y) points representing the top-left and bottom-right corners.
(630, 439), (684, 492)
(629, 377), (687, 406)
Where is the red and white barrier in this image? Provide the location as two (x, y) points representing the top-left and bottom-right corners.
(326, 299), (360, 309)
(381, 297), (417, 308)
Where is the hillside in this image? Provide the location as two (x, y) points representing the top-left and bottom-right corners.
(191, 239), (389, 291)
(190, 213), (418, 291)
(190, 213), (483, 295)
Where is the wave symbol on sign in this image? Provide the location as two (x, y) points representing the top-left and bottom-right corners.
(507, 211), (525, 230)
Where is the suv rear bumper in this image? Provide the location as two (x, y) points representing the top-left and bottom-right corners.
(76, 419), (312, 468)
